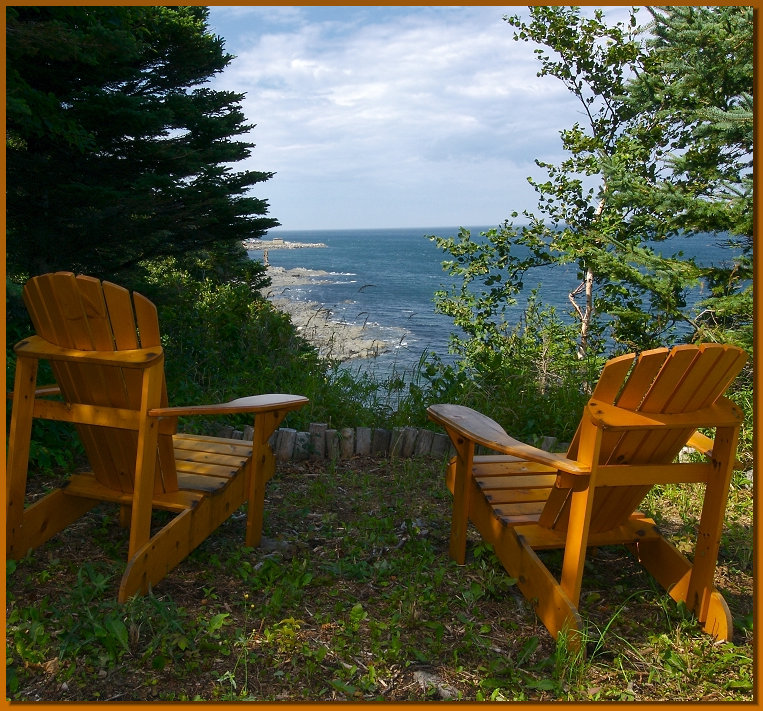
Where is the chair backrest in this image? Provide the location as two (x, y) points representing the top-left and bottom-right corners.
(22, 272), (179, 494)
(543, 344), (747, 533)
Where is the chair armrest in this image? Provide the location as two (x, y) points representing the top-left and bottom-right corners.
(427, 403), (589, 475)
(685, 431), (745, 470)
(14, 335), (163, 368)
(586, 397), (744, 431)
(149, 394), (309, 418)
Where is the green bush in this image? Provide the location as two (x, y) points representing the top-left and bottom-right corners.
(422, 294), (601, 443)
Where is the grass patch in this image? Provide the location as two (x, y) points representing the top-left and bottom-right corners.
(6, 457), (754, 701)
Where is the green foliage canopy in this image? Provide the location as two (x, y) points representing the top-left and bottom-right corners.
(431, 6), (752, 365)
(6, 6), (278, 280)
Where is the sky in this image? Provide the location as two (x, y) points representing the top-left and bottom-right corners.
(206, 6), (631, 231)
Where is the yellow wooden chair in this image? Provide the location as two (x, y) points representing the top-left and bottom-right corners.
(6, 272), (308, 601)
(428, 344), (747, 647)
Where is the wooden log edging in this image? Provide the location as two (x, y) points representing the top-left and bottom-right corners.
(215, 423), (570, 463)
(216, 423), (455, 461)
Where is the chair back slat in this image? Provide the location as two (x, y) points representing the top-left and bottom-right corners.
(546, 344), (746, 533)
(102, 281), (140, 350)
(74, 276), (118, 350)
(62, 275), (142, 491)
(23, 272), (75, 347)
(613, 348), (669, 410)
(689, 346), (748, 410)
(636, 345), (703, 413)
(21, 273), (178, 494)
(133, 292), (161, 348)
(540, 352), (638, 527)
(23, 273), (124, 485)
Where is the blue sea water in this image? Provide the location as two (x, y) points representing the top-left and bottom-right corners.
(247, 226), (739, 377)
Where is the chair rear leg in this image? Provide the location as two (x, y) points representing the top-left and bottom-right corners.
(119, 472), (247, 602)
(466, 487), (584, 650)
(120, 507), (195, 602)
(702, 591), (733, 642)
(496, 526), (584, 651)
(630, 536), (733, 642)
(7, 491), (98, 559)
(685, 426), (738, 628)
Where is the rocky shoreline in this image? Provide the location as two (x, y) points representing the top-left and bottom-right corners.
(264, 266), (394, 361)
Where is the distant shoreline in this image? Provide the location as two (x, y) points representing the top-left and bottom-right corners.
(244, 238), (327, 250)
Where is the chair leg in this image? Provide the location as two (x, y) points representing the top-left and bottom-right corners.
(497, 527), (584, 650)
(7, 491), (98, 559)
(127, 362), (164, 560)
(448, 437), (474, 565)
(559, 419), (601, 608)
(120, 507), (195, 602)
(686, 426), (738, 625)
(6, 356), (38, 554)
(245, 409), (290, 548)
(702, 591), (733, 642)
(631, 535), (693, 596)
(245, 414), (273, 548)
(559, 484), (596, 608)
(465, 483), (584, 648)
(631, 535), (733, 642)
(120, 472), (247, 602)
(119, 505), (132, 529)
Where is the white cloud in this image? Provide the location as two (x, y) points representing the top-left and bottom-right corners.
(207, 6), (601, 229)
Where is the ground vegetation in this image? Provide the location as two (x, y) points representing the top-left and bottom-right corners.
(6, 456), (753, 702)
(5, 6), (755, 702)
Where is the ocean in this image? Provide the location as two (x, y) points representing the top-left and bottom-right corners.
(247, 226), (739, 377)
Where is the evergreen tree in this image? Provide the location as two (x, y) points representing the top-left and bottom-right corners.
(609, 6), (753, 347)
(432, 7), (689, 359)
(6, 6), (278, 280)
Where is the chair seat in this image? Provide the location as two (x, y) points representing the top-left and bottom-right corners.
(63, 433), (259, 506)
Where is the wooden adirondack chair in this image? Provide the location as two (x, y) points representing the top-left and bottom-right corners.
(6, 272), (308, 602)
(428, 344), (747, 648)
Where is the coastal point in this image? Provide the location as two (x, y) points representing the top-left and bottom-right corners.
(244, 237), (327, 250)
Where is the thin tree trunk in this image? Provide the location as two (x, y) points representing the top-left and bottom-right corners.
(568, 269), (593, 360)
(569, 198), (605, 360)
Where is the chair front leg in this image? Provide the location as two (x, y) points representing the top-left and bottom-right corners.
(448, 433), (475, 565)
(245, 408), (290, 548)
(128, 361), (164, 560)
(559, 418), (602, 607)
(6, 355), (39, 554)
(559, 480), (596, 607)
(686, 425), (740, 623)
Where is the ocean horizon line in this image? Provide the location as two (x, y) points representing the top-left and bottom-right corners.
(265, 224), (503, 234)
